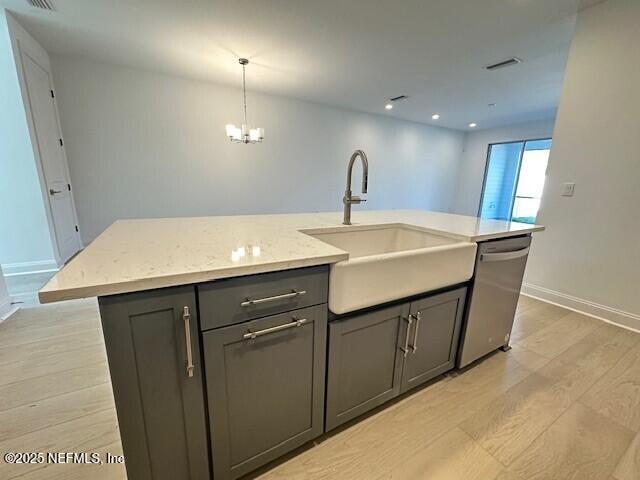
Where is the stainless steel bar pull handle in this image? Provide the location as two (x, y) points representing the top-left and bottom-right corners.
(400, 316), (413, 358)
(410, 311), (421, 353)
(480, 247), (530, 262)
(240, 289), (307, 307)
(182, 306), (195, 378)
(243, 318), (309, 340)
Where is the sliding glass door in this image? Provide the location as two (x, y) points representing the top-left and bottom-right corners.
(479, 138), (551, 224)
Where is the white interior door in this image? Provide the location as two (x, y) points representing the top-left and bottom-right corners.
(20, 50), (81, 263)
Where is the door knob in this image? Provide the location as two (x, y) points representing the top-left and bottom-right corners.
(49, 188), (62, 195)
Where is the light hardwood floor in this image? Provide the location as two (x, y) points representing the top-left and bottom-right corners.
(1, 296), (639, 479)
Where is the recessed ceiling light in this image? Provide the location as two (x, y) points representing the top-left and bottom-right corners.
(431, 114), (440, 120)
(469, 123), (477, 128)
(385, 103), (393, 110)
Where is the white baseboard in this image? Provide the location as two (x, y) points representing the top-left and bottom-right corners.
(9, 291), (40, 306)
(0, 296), (19, 323)
(521, 283), (640, 333)
(1, 260), (59, 277)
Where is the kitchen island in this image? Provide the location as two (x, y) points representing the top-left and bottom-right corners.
(39, 210), (543, 480)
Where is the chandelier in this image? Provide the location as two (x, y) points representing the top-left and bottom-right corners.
(225, 58), (264, 144)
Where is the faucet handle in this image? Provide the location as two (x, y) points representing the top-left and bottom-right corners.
(350, 196), (366, 204)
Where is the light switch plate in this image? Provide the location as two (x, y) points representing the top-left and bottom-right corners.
(561, 182), (575, 197)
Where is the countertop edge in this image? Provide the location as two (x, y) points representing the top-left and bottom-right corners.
(38, 252), (349, 303)
(470, 225), (545, 242)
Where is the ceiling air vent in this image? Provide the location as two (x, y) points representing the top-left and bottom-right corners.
(26, 0), (54, 10)
(390, 95), (408, 102)
(485, 57), (522, 71)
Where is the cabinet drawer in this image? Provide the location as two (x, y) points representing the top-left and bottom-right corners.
(198, 265), (328, 331)
(204, 305), (327, 479)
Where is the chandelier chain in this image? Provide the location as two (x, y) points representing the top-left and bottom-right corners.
(242, 63), (248, 126)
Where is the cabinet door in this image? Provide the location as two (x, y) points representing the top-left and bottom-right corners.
(326, 303), (410, 431)
(204, 304), (326, 480)
(400, 287), (467, 393)
(98, 287), (209, 480)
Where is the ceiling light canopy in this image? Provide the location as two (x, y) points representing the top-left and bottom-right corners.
(225, 58), (264, 144)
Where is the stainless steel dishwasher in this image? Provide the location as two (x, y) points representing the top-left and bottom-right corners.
(457, 235), (532, 368)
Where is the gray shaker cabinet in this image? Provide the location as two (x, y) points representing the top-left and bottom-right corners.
(325, 303), (409, 431)
(98, 286), (210, 480)
(96, 263), (466, 479)
(203, 304), (327, 480)
(326, 287), (467, 430)
(400, 287), (467, 393)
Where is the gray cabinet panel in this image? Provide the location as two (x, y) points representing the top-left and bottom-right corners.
(204, 304), (326, 479)
(325, 303), (409, 431)
(98, 287), (209, 480)
(401, 287), (467, 393)
(198, 266), (328, 331)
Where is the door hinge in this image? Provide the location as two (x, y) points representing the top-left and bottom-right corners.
(75, 225), (79, 232)
(67, 183), (71, 191)
(50, 89), (55, 98)
(58, 138), (64, 146)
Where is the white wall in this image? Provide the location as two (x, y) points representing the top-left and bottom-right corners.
(452, 119), (556, 216)
(0, 10), (56, 272)
(50, 56), (466, 245)
(524, 0), (640, 329)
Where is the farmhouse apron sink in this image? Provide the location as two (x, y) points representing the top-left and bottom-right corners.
(305, 225), (477, 314)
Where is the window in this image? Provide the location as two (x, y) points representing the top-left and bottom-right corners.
(479, 138), (551, 224)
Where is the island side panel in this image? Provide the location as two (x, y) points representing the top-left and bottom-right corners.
(98, 286), (210, 480)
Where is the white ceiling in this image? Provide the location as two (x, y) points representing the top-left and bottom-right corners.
(1, 0), (606, 130)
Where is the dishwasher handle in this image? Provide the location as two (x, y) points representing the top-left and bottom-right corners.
(480, 246), (530, 263)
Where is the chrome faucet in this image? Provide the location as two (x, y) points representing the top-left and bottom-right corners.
(343, 150), (369, 225)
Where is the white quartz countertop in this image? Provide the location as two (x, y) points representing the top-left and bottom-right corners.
(39, 210), (544, 303)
